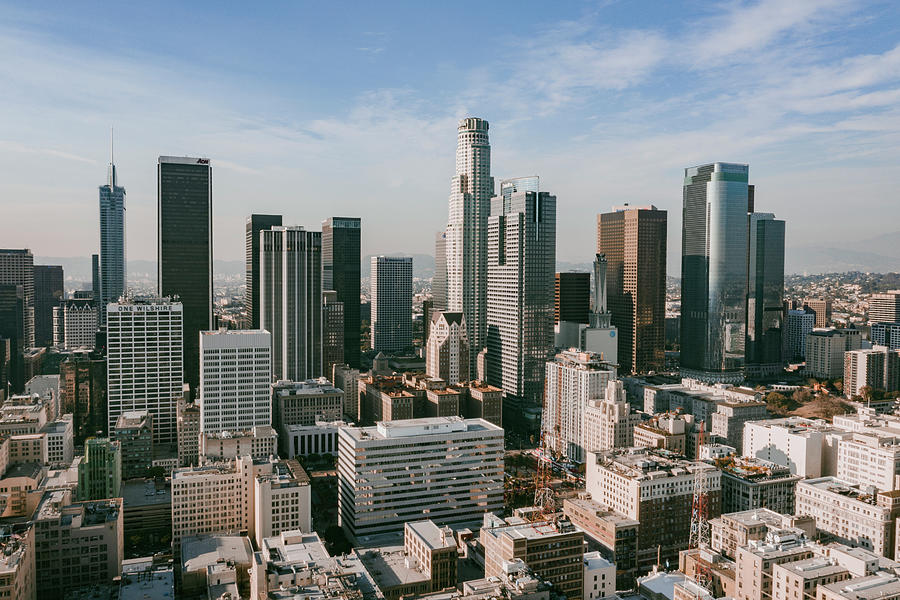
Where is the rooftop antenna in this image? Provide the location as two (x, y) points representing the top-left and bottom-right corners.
(108, 127), (117, 188)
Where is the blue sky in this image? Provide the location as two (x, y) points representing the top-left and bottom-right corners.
(3, 0), (900, 275)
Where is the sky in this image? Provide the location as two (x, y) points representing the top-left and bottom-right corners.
(2, 0), (900, 275)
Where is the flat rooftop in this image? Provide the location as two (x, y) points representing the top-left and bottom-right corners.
(273, 378), (343, 396)
(481, 516), (581, 543)
(343, 416), (502, 442)
(720, 507), (787, 528)
(594, 448), (716, 479)
(819, 574), (900, 600)
(406, 520), (456, 550)
(356, 545), (430, 589)
(181, 534), (253, 573)
(121, 479), (171, 508)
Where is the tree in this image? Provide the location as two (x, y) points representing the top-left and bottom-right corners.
(765, 392), (792, 415)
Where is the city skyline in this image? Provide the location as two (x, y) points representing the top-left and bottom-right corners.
(4, 2), (900, 275)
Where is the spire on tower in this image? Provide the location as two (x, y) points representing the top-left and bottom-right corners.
(108, 127), (117, 188)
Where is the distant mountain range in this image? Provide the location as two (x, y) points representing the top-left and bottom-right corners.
(786, 231), (900, 274)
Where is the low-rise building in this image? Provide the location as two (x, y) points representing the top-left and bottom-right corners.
(0, 523), (35, 600)
(562, 496), (639, 589)
(337, 417), (504, 542)
(710, 508), (815, 559)
(771, 556), (850, 600)
(272, 379), (344, 430)
(33, 491), (124, 600)
(583, 551), (615, 600)
(796, 477), (900, 558)
(712, 401), (768, 450)
(253, 459), (311, 547)
(281, 420), (346, 458)
(200, 425), (278, 461)
(482, 512), (585, 600)
(42, 415), (73, 467)
(719, 457), (802, 514)
(633, 413), (687, 455)
(180, 534), (254, 599)
(734, 532), (815, 600)
(458, 382), (503, 427)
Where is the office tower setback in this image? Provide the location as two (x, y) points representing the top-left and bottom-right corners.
(433, 230), (447, 310)
(681, 164), (750, 383)
(322, 290), (344, 381)
(245, 214), (282, 329)
(52, 298), (98, 350)
(370, 256), (413, 353)
(597, 206), (667, 374)
(33, 265), (63, 347)
(261, 226), (322, 381)
(745, 213), (785, 377)
(555, 272), (590, 325)
(0, 249), (34, 351)
(106, 297), (183, 443)
(445, 118), (494, 376)
(337, 417), (504, 541)
(199, 329), (272, 434)
(486, 182), (556, 410)
(869, 292), (900, 324)
(99, 148), (126, 324)
(158, 156), (213, 397)
(426, 312), (469, 384)
(322, 217), (361, 368)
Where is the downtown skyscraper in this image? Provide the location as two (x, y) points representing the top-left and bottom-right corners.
(260, 226), (322, 381)
(486, 178), (556, 411)
(245, 214), (283, 329)
(680, 163), (750, 383)
(158, 156), (213, 396)
(745, 212), (785, 377)
(99, 147), (126, 323)
(445, 117), (494, 374)
(370, 256), (413, 353)
(597, 205), (667, 374)
(33, 264), (64, 347)
(322, 217), (361, 368)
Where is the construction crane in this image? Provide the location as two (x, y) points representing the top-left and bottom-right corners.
(688, 421), (712, 592)
(534, 376), (562, 516)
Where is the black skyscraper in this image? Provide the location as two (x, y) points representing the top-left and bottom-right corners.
(158, 156), (212, 396)
(91, 254), (100, 301)
(245, 214), (282, 329)
(322, 217), (361, 368)
(0, 285), (25, 392)
(34, 265), (64, 347)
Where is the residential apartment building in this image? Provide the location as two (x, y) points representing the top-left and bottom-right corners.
(337, 417), (504, 542)
(806, 329), (863, 380)
(804, 299), (833, 328)
(743, 417), (848, 477)
(544, 350), (619, 461)
(869, 292), (900, 324)
(844, 346), (900, 399)
(871, 323), (900, 351)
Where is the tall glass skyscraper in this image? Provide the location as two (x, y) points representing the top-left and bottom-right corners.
(680, 162), (750, 383)
(245, 214), (283, 329)
(370, 256), (413, 353)
(745, 212), (785, 377)
(158, 156), (213, 396)
(33, 264), (64, 347)
(445, 118), (494, 374)
(260, 226), (322, 381)
(486, 186), (556, 412)
(322, 217), (361, 368)
(99, 151), (126, 324)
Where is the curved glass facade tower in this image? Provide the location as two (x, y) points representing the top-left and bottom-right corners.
(445, 117), (494, 375)
(680, 162), (749, 383)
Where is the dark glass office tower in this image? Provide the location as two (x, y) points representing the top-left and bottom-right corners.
(245, 214), (282, 329)
(0, 285), (25, 392)
(158, 156), (213, 396)
(322, 217), (361, 368)
(680, 163), (750, 383)
(91, 254), (100, 301)
(555, 272), (590, 325)
(745, 212), (785, 378)
(34, 265), (64, 347)
(99, 154), (126, 323)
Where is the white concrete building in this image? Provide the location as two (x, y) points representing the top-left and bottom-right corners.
(837, 433), (900, 492)
(582, 380), (641, 456)
(583, 551), (615, 600)
(42, 415), (73, 468)
(426, 312), (469, 384)
(806, 328), (862, 380)
(337, 417), (504, 542)
(52, 299), (98, 350)
(332, 363), (360, 420)
(253, 459), (312, 548)
(107, 297), (183, 443)
(200, 426), (278, 461)
(544, 350), (618, 461)
(743, 416), (848, 478)
(199, 329), (272, 434)
(844, 346), (900, 399)
(281, 420), (347, 458)
(796, 477), (900, 558)
(444, 117), (494, 377)
(869, 292), (900, 324)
